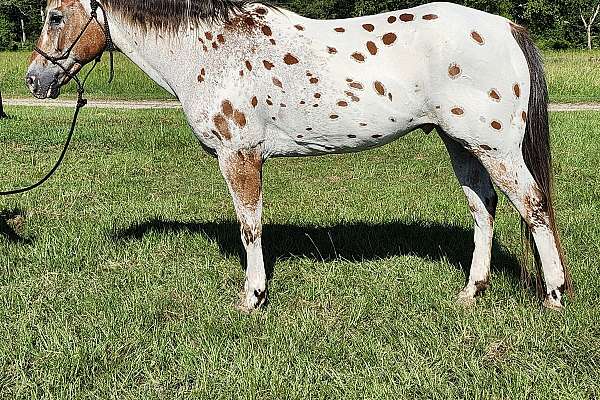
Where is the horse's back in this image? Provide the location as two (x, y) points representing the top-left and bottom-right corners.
(259, 2), (528, 157)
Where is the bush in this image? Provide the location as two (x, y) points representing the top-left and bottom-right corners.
(0, 15), (16, 51)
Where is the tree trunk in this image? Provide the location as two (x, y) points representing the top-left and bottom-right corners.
(582, 4), (600, 50)
(0, 90), (8, 119)
(20, 19), (26, 43)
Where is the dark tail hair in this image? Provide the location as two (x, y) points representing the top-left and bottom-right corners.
(510, 23), (573, 296)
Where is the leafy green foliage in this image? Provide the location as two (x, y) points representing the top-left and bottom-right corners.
(0, 0), (44, 50)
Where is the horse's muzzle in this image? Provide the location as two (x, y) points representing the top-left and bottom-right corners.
(25, 68), (60, 100)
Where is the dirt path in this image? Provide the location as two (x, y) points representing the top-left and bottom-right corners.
(4, 98), (600, 112)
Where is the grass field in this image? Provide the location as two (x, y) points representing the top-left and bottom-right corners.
(2, 49), (600, 103)
(0, 105), (599, 398)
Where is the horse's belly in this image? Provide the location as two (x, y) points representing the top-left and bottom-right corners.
(265, 112), (421, 157)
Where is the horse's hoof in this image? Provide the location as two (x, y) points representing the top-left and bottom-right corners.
(457, 288), (477, 307)
(543, 296), (564, 311)
(237, 288), (267, 313)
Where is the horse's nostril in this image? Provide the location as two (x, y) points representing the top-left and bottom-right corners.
(26, 76), (35, 86)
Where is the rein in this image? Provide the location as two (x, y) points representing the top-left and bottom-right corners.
(0, 0), (114, 196)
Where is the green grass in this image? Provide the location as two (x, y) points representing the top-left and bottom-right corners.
(0, 106), (599, 398)
(2, 49), (600, 103)
(545, 50), (600, 103)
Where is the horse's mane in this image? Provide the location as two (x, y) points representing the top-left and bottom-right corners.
(101, 0), (271, 31)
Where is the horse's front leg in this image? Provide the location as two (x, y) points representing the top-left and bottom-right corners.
(218, 148), (266, 312)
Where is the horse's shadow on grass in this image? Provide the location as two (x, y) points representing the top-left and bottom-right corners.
(0, 209), (32, 244)
(113, 218), (523, 284)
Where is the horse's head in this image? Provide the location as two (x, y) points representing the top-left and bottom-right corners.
(26, 0), (106, 99)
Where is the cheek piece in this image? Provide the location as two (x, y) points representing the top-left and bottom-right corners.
(0, 0), (114, 196)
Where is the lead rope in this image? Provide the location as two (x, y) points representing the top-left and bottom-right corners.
(0, 0), (113, 196)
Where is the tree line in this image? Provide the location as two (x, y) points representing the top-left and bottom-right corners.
(0, 0), (599, 50)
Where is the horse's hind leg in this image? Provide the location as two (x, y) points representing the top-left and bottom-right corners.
(474, 152), (568, 309)
(218, 148), (266, 312)
(440, 133), (498, 305)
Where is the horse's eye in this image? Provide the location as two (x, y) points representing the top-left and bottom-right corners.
(49, 14), (63, 25)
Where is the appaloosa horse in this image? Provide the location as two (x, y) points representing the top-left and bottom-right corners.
(26, 0), (572, 311)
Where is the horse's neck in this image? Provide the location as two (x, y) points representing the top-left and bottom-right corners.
(107, 16), (213, 98)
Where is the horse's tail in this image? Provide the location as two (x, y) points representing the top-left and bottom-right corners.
(510, 23), (572, 296)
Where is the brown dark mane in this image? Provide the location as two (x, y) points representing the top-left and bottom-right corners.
(101, 0), (271, 31)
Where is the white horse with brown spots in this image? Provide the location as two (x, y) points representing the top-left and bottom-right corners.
(27, 0), (572, 312)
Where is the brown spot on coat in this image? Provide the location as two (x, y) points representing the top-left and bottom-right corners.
(449, 63), (461, 78)
(374, 81), (386, 96)
(451, 107), (464, 115)
(309, 77), (319, 84)
(251, 96), (258, 108)
(363, 24), (375, 32)
(367, 41), (378, 55)
(272, 77), (283, 88)
(491, 120), (503, 131)
(213, 114), (231, 140)
(400, 13), (414, 22)
(295, 24), (305, 31)
(261, 25), (272, 36)
(423, 14), (438, 20)
(489, 89), (501, 101)
(234, 110), (247, 127)
(205, 32), (213, 40)
(327, 47), (338, 54)
(263, 60), (275, 70)
(388, 16), (397, 23)
(284, 53), (300, 65)
(217, 34), (225, 44)
(222, 100), (234, 117)
(245, 60), (253, 71)
(337, 101), (348, 107)
(471, 31), (484, 45)
(351, 52), (366, 62)
(330, 114), (339, 119)
(522, 111), (527, 122)
(334, 27), (345, 32)
(513, 83), (521, 98)
(382, 33), (397, 45)
(349, 82), (364, 90)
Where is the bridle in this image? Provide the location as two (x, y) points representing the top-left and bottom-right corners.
(0, 0), (115, 196)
